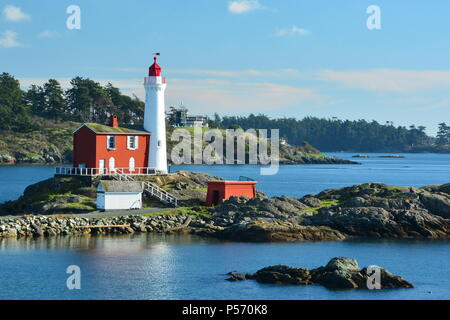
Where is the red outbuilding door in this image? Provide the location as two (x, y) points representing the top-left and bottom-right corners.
(212, 190), (220, 205)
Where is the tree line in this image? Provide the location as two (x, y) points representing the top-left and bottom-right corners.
(1, 72), (448, 152)
(0, 72), (144, 131)
(210, 114), (445, 152)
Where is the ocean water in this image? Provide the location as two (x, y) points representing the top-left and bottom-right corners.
(1, 153), (449, 203)
(0, 153), (449, 300)
(0, 234), (448, 300)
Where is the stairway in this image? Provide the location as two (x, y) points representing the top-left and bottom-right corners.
(142, 181), (178, 207)
(111, 169), (178, 207)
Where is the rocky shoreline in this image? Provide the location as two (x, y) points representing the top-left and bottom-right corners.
(226, 257), (414, 290)
(0, 214), (195, 238)
(1, 172), (449, 241)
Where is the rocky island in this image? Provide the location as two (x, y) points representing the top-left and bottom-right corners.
(0, 171), (449, 241)
(226, 257), (414, 290)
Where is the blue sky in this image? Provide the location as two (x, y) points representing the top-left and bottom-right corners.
(1, 0), (450, 135)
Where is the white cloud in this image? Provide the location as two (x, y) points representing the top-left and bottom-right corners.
(275, 26), (311, 37)
(228, 0), (262, 14)
(166, 78), (321, 114)
(18, 76), (322, 115)
(0, 30), (22, 48)
(112, 67), (303, 79)
(37, 30), (59, 38)
(169, 68), (303, 78)
(3, 5), (30, 22)
(317, 69), (450, 92)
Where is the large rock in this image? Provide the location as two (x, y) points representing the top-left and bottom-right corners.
(253, 265), (312, 285)
(208, 196), (308, 227)
(324, 257), (360, 272)
(299, 182), (450, 239)
(419, 193), (450, 218)
(0, 154), (16, 164)
(230, 257), (413, 290)
(306, 207), (449, 238)
(213, 221), (347, 242)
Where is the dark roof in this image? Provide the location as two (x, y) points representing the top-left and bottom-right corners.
(78, 123), (150, 135)
(98, 180), (143, 193)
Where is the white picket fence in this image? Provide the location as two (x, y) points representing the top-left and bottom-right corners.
(55, 167), (164, 176)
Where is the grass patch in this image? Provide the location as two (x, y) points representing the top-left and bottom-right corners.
(301, 199), (341, 215)
(65, 203), (95, 211)
(305, 153), (327, 159)
(138, 206), (211, 218)
(386, 186), (409, 191)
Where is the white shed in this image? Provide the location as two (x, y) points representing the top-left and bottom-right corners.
(96, 180), (143, 210)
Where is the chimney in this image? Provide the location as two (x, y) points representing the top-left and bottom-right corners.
(110, 114), (119, 128)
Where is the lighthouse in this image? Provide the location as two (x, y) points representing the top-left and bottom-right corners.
(144, 54), (168, 173)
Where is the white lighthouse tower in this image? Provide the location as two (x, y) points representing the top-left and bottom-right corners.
(144, 54), (168, 173)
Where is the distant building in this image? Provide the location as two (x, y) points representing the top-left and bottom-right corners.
(168, 106), (188, 126)
(168, 105), (208, 127)
(186, 115), (208, 127)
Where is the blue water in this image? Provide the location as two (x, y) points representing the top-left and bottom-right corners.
(1, 153), (450, 202)
(0, 153), (449, 300)
(0, 234), (448, 300)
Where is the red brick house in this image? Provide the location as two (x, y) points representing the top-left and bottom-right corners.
(72, 115), (151, 174)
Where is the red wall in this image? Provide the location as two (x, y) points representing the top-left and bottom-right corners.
(73, 125), (150, 171)
(94, 133), (150, 170)
(73, 126), (97, 168)
(206, 181), (257, 206)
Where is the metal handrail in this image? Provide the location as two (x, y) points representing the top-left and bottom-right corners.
(143, 181), (178, 206)
(108, 170), (178, 207)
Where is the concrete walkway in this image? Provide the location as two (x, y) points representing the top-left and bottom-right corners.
(76, 207), (174, 217)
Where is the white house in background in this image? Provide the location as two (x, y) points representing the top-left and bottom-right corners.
(96, 180), (143, 210)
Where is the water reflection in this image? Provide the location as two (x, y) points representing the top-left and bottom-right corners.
(0, 233), (218, 252)
(0, 234), (449, 299)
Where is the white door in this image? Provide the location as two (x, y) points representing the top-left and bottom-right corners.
(109, 157), (115, 172)
(96, 193), (105, 210)
(99, 159), (105, 174)
(129, 157), (135, 172)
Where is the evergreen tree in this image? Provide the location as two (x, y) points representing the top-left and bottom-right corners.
(436, 123), (450, 145)
(0, 72), (33, 131)
(43, 79), (65, 121)
(25, 84), (45, 117)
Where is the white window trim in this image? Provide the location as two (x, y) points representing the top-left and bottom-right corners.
(127, 135), (139, 150)
(129, 157), (135, 172)
(107, 135), (116, 150)
(109, 157), (115, 170)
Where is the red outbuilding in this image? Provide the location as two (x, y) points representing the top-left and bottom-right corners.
(72, 115), (151, 174)
(206, 181), (258, 206)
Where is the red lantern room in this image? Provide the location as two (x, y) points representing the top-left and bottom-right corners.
(148, 56), (162, 76)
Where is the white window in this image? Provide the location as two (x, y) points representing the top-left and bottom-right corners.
(127, 136), (139, 150)
(99, 159), (105, 174)
(109, 157), (115, 170)
(129, 157), (135, 172)
(107, 136), (116, 150)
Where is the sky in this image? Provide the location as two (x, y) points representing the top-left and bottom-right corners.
(1, 0), (450, 135)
